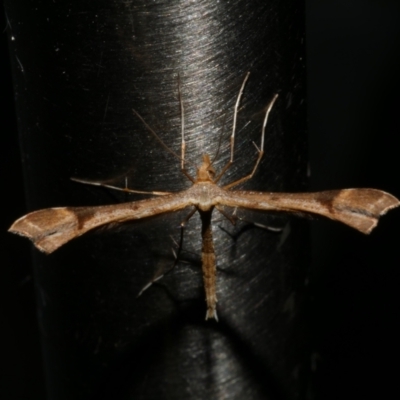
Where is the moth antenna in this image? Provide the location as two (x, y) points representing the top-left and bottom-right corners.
(177, 73), (188, 169)
(260, 93), (279, 152)
(132, 109), (196, 169)
(214, 71), (250, 182)
(210, 111), (228, 167)
(177, 74), (196, 182)
(222, 93), (279, 190)
(132, 109), (179, 160)
(230, 71), (250, 163)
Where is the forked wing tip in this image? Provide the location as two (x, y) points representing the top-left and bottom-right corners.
(8, 225), (50, 254)
(361, 193), (399, 234)
(384, 197), (400, 213)
(363, 219), (378, 235)
(8, 218), (31, 238)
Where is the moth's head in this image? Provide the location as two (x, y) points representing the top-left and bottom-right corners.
(196, 154), (215, 182)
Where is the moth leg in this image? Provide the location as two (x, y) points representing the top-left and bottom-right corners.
(136, 247), (179, 298)
(215, 205), (237, 225)
(177, 74), (196, 183)
(218, 208), (284, 244)
(132, 108), (195, 182)
(71, 177), (171, 196)
(223, 93), (279, 190)
(137, 207), (197, 298)
(215, 206), (281, 240)
(214, 72), (250, 183)
(229, 207), (283, 231)
(231, 206), (284, 233)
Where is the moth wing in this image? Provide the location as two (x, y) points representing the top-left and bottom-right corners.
(220, 189), (399, 234)
(9, 193), (190, 254)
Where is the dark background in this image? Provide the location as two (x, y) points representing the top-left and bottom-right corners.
(1, 1), (399, 399)
(307, 1), (400, 399)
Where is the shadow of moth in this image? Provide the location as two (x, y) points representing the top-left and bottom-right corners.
(9, 73), (399, 321)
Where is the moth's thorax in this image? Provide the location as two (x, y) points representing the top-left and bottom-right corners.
(196, 154), (215, 183)
(188, 181), (223, 211)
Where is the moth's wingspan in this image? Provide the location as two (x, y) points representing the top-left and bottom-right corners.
(220, 189), (399, 234)
(9, 193), (190, 254)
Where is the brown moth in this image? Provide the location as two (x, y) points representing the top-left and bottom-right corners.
(9, 73), (399, 321)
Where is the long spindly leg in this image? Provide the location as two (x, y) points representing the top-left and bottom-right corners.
(177, 74), (196, 183)
(223, 93), (279, 190)
(230, 206), (284, 233)
(136, 207), (197, 298)
(216, 205), (280, 235)
(214, 72), (250, 183)
(132, 107), (195, 183)
(215, 205), (237, 226)
(217, 206), (283, 235)
(71, 177), (171, 196)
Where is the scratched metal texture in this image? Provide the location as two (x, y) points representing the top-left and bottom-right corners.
(5, 0), (308, 399)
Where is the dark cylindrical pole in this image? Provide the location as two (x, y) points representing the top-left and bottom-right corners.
(5, 1), (307, 399)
